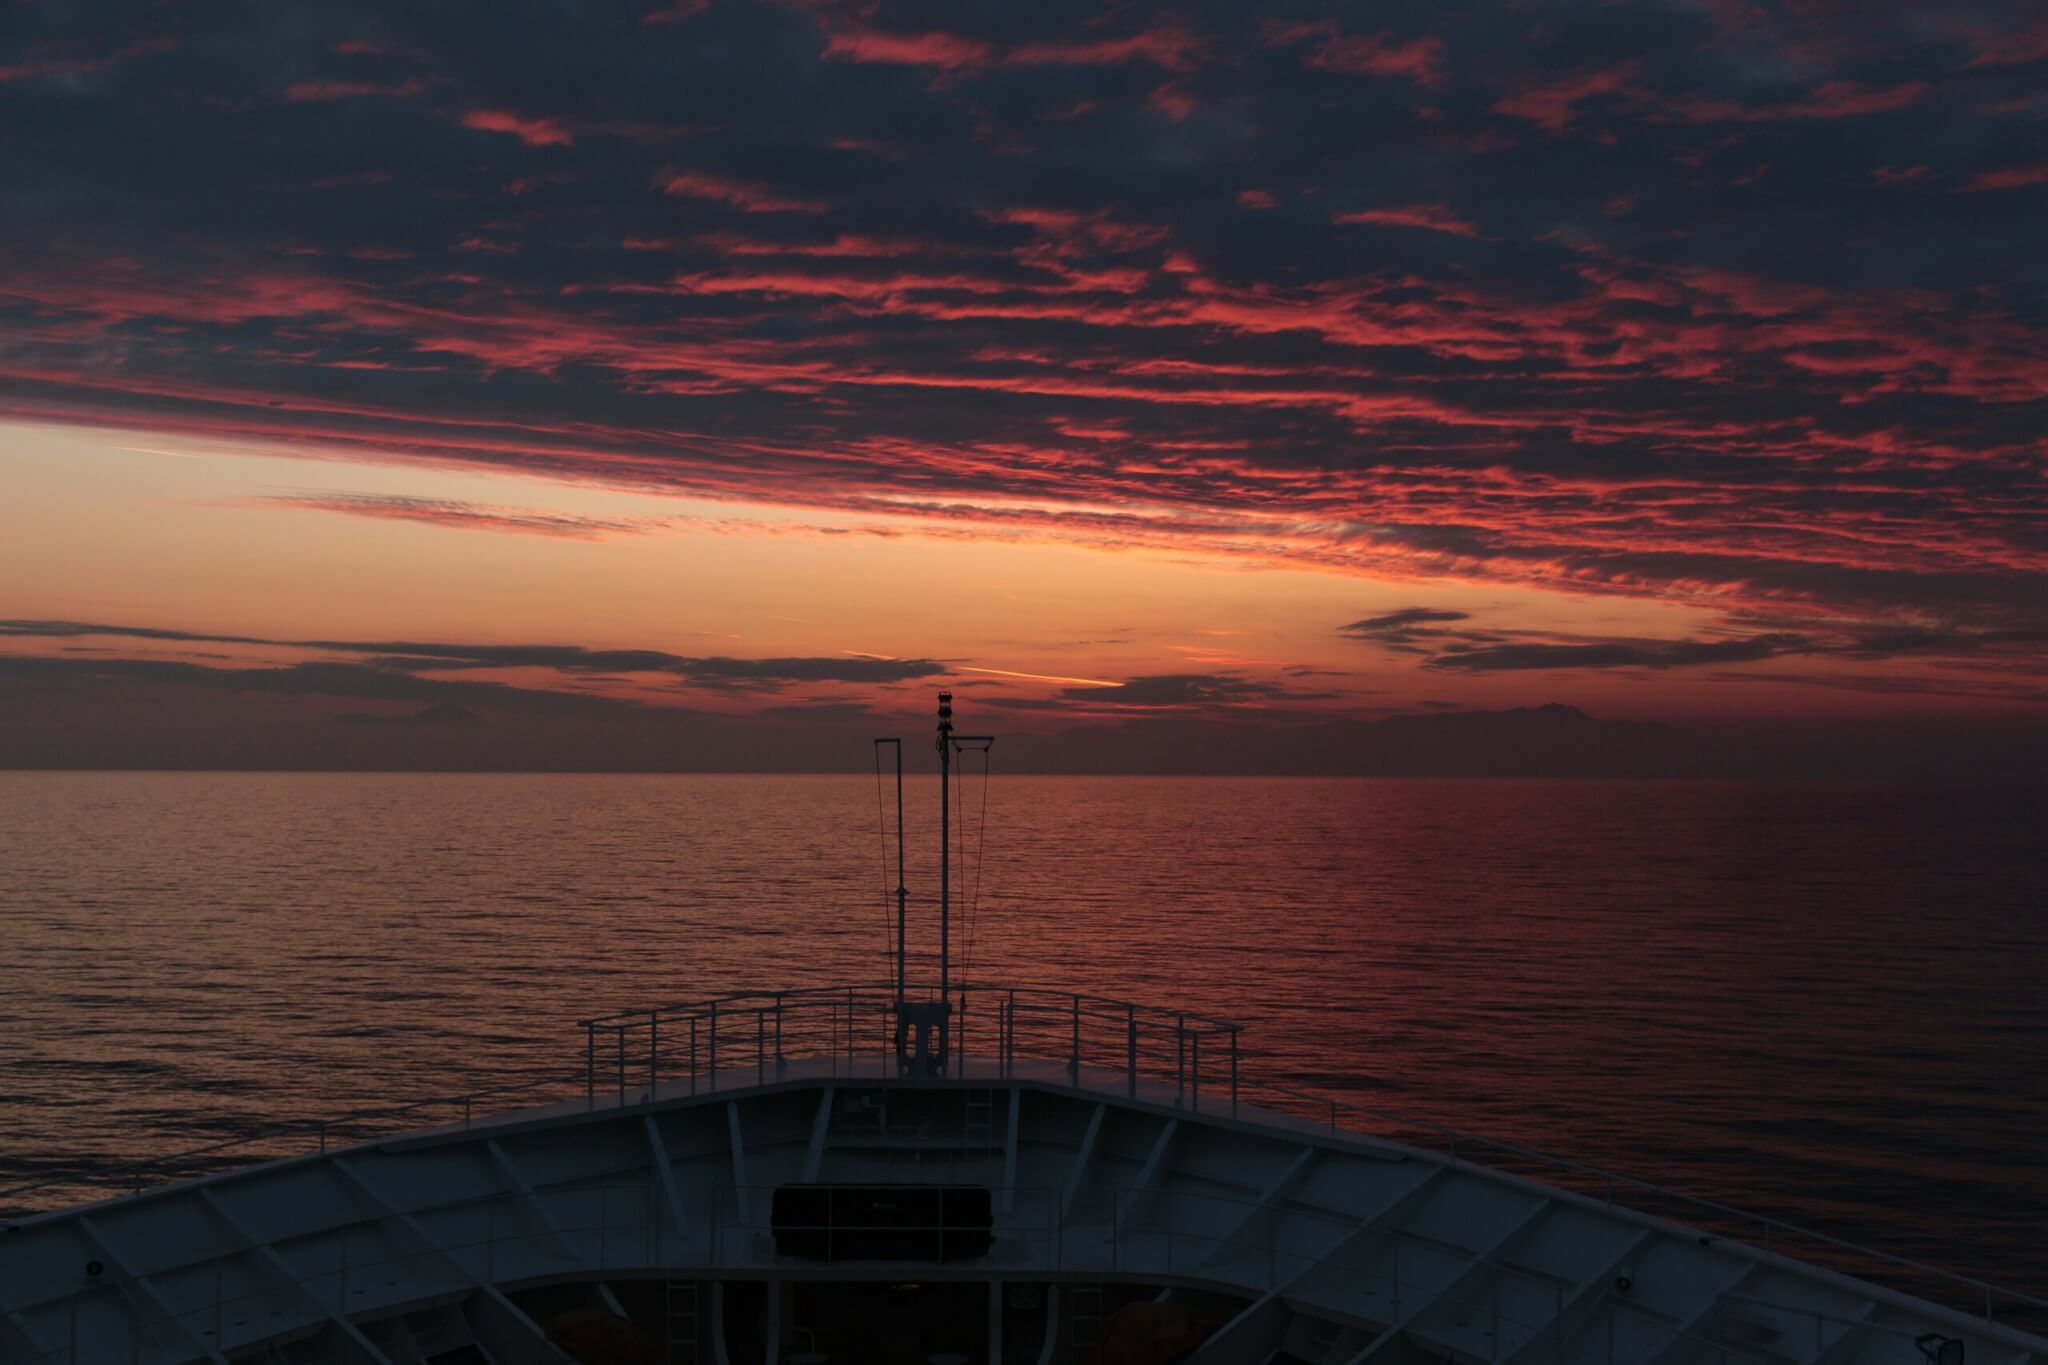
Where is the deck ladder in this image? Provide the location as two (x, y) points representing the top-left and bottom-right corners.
(1070, 1283), (1107, 1364)
(664, 1278), (699, 1364)
(966, 1089), (997, 1154)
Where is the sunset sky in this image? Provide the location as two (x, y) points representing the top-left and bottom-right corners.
(2, 1), (2045, 770)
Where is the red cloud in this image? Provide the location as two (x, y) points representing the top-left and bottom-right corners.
(1499, 70), (1926, 132)
(0, 37), (171, 84)
(820, 20), (1199, 73)
(461, 109), (575, 147)
(659, 171), (826, 214)
(823, 29), (993, 68)
(1334, 205), (1478, 237)
(1966, 162), (2048, 191)
(1268, 22), (1443, 86)
(285, 78), (424, 102)
(1009, 23), (1201, 74)
(1493, 66), (1638, 131)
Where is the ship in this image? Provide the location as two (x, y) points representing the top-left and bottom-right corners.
(2, 694), (2042, 1365)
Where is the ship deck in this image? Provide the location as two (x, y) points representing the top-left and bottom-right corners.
(2, 984), (2042, 1365)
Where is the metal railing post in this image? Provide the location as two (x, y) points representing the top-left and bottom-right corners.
(1230, 1028), (1239, 1117)
(585, 1025), (595, 1111)
(617, 1026), (626, 1106)
(1175, 1015), (1186, 1106)
(1191, 1033), (1200, 1112)
(774, 993), (784, 1073)
(1126, 1005), (1137, 1099)
(690, 1017), (698, 1097)
(1070, 994), (1080, 1076)
(708, 1001), (718, 1089)
(756, 1008), (766, 1085)
(650, 1012), (659, 1095)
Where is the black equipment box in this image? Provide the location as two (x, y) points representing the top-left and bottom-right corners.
(770, 1184), (995, 1262)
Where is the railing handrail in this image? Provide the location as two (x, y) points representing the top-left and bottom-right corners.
(5, 978), (2041, 1328)
(578, 980), (1243, 1034)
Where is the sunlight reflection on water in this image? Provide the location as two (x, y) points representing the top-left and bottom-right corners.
(0, 771), (2042, 1298)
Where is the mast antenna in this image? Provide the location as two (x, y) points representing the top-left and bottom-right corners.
(872, 737), (906, 1012)
(938, 691), (994, 1040)
(878, 690), (993, 1077)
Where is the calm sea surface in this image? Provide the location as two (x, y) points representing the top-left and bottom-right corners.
(1, 773), (2043, 1310)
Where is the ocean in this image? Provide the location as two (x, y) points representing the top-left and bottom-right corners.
(1, 772), (2043, 1315)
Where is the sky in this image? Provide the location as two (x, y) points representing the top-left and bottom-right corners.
(1, 0), (2045, 772)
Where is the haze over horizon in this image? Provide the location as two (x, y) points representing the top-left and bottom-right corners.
(3, 1), (2045, 774)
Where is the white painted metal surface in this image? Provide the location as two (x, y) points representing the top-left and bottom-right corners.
(3, 987), (2042, 1365)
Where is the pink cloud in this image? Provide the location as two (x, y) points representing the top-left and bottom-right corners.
(1149, 84), (1197, 121)
(1666, 80), (1927, 124)
(642, 0), (710, 24)
(1493, 66), (1638, 131)
(461, 108), (575, 147)
(0, 37), (172, 84)
(1500, 69), (1926, 133)
(659, 171), (826, 214)
(1268, 22), (1443, 86)
(284, 78), (425, 102)
(821, 29), (993, 69)
(1009, 23), (1201, 74)
(1334, 204), (1479, 237)
(1965, 161), (2048, 191)
(820, 20), (1200, 73)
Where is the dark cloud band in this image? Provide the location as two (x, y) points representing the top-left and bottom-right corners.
(1, 1), (2045, 648)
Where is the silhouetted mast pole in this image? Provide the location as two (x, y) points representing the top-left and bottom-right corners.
(937, 691), (994, 1028)
(873, 737), (907, 1011)
(879, 691), (991, 1077)
(937, 691), (953, 1004)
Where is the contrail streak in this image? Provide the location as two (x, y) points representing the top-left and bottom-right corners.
(956, 665), (1122, 687)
